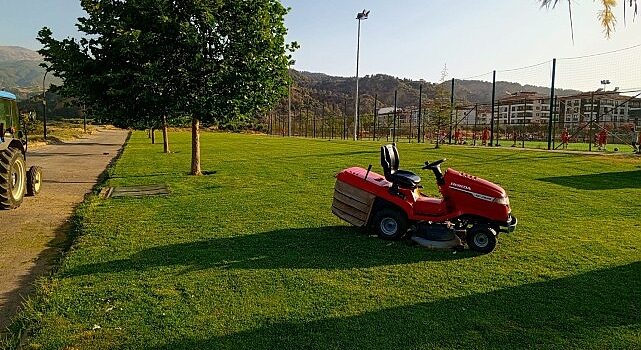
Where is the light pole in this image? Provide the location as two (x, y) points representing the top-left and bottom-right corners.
(354, 9), (370, 141)
(600, 79), (611, 91)
(42, 69), (49, 141)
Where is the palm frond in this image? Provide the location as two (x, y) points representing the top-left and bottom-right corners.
(539, 0), (638, 39)
(598, 0), (617, 38)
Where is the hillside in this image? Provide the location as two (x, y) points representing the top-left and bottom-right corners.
(0, 46), (42, 62)
(0, 46), (581, 108)
(284, 70), (582, 117)
(0, 46), (60, 99)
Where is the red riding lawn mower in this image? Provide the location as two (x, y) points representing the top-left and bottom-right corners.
(332, 144), (517, 253)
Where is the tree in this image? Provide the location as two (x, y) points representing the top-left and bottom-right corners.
(37, 0), (178, 151)
(429, 66), (452, 149)
(540, 0), (638, 39)
(38, 0), (296, 174)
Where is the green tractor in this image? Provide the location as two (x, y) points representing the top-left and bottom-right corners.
(1, 91), (42, 209)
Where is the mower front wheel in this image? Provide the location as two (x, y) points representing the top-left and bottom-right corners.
(27, 166), (43, 196)
(466, 226), (497, 254)
(372, 208), (408, 241)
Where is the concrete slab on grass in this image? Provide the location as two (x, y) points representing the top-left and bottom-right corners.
(107, 184), (170, 198)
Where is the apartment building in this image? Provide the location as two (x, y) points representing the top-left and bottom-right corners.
(558, 92), (641, 126)
(495, 92), (551, 125)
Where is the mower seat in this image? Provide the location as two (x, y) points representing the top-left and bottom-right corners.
(381, 144), (421, 189)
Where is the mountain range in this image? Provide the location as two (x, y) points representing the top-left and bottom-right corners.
(285, 70), (582, 117)
(0, 46), (60, 99)
(0, 46), (581, 109)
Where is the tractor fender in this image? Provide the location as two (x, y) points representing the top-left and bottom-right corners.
(0, 138), (25, 155)
(368, 197), (409, 227)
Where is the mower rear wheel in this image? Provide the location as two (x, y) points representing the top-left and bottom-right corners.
(372, 208), (408, 241)
(27, 166), (43, 196)
(0, 147), (27, 210)
(466, 226), (497, 254)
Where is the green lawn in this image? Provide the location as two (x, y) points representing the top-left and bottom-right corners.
(7, 132), (641, 349)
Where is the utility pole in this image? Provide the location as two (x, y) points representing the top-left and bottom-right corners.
(288, 84), (292, 136)
(42, 70), (49, 141)
(354, 9), (370, 141)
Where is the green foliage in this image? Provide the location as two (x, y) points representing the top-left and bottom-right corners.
(428, 66), (453, 146)
(19, 112), (37, 134)
(17, 92), (82, 122)
(37, 0), (295, 130)
(9, 132), (641, 349)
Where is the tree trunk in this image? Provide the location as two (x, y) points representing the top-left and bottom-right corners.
(162, 115), (170, 154)
(191, 117), (202, 176)
(151, 128), (155, 144)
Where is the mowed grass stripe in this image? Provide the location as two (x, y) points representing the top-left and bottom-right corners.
(12, 131), (641, 350)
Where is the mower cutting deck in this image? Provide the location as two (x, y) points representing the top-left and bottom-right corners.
(332, 144), (517, 253)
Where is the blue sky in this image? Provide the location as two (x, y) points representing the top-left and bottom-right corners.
(1, 1), (639, 90)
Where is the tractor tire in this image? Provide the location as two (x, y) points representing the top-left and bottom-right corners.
(27, 166), (43, 197)
(372, 208), (408, 241)
(0, 147), (27, 210)
(466, 226), (498, 254)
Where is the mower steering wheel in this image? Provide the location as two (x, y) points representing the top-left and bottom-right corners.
(423, 158), (446, 169)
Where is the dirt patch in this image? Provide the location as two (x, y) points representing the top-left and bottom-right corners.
(0, 128), (129, 332)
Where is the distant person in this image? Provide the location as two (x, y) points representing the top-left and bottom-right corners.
(597, 129), (608, 151)
(482, 127), (489, 146)
(561, 128), (570, 150)
(637, 128), (641, 154)
(630, 127), (638, 153)
(454, 128), (462, 144)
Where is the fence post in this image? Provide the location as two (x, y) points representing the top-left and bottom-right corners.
(449, 78), (455, 144)
(288, 84), (292, 136)
(552, 96), (558, 149)
(521, 96), (527, 148)
(343, 99), (347, 140)
(373, 94), (378, 141)
(589, 92), (594, 151)
(305, 104), (309, 137)
(473, 104), (478, 146)
(393, 90), (398, 143)
(418, 84), (423, 143)
(547, 58), (557, 150)
(490, 70), (496, 146)
(495, 100), (501, 146)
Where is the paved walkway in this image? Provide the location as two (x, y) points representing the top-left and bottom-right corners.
(0, 128), (129, 331)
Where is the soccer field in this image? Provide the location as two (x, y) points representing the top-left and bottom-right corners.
(8, 132), (641, 349)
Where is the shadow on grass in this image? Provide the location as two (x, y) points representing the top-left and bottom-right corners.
(455, 152), (569, 167)
(64, 227), (468, 277)
(538, 170), (641, 190)
(109, 173), (174, 179)
(149, 262), (641, 350)
(287, 150), (377, 159)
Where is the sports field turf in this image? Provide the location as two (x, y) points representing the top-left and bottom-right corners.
(6, 132), (641, 349)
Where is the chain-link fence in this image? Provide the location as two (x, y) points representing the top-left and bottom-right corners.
(266, 45), (641, 153)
